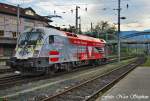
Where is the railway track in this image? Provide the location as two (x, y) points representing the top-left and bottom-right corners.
(0, 68), (13, 74)
(0, 55), (134, 74)
(0, 74), (24, 90)
(41, 57), (146, 101)
(0, 56), (136, 90)
(0, 74), (21, 82)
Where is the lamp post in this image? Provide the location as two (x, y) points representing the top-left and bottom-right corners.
(17, 4), (20, 36)
(75, 6), (80, 33)
(118, 0), (121, 62)
(78, 16), (81, 34)
(105, 32), (108, 58)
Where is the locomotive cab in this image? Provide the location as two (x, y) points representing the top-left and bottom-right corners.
(16, 28), (44, 59)
(8, 28), (48, 74)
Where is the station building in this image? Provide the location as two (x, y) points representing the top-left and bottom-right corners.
(0, 3), (52, 65)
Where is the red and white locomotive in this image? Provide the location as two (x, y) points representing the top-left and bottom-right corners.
(8, 27), (106, 74)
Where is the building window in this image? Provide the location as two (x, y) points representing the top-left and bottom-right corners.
(0, 16), (4, 23)
(11, 18), (17, 25)
(25, 10), (35, 16)
(3, 46), (14, 56)
(12, 32), (17, 38)
(0, 30), (4, 37)
(0, 46), (4, 56)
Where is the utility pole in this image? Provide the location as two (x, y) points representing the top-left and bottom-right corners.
(75, 6), (80, 33)
(105, 32), (108, 59)
(91, 22), (93, 32)
(17, 4), (20, 36)
(118, 0), (121, 62)
(78, 16), (81, 34)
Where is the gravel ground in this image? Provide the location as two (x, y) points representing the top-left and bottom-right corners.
(47, 58), (143, 101)
(0, 58), (136, 101)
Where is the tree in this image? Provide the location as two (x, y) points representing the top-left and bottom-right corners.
(87, 21), (117, 40)
(60, 25), (76, 33)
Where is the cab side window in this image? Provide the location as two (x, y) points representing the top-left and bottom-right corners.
(49, 35), (54, 44)
(96, 47), (104, 53)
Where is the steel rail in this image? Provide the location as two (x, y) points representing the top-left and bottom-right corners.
(42, 57), (145, 101)
(85, 57), (146, 101)
(0, 55), (135, 90)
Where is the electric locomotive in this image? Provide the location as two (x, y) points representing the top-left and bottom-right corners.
(8, 27), (106, 75)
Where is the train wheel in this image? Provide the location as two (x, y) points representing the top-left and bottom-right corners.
(45, 64), (58, 75)
(89, 60), (96, 66)
(52, 64), (59, 72)
(45, 67), (53, 75)
(65, 63), (72, 72)
(72, 61), (78, 68)
(95, 59), (101, 65)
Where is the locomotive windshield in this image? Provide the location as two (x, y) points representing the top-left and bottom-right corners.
(18, 32), (43, 46)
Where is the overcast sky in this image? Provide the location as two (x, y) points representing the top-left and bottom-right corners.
(1, 0), (150, 31)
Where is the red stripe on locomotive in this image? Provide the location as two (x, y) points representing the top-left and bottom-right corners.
(49, 50), (59, 55)
(77, 52), (103, 60)
(49, 58), (59, 62)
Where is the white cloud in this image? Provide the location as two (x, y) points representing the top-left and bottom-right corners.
(4, 0), (33, 5)
(2, 0), (150, 31)
(121, 21), (150, 31)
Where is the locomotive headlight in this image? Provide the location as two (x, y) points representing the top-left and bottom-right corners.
(33, 50), (39, 57)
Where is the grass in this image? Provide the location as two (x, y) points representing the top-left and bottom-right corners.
(142, 56), (150, 67)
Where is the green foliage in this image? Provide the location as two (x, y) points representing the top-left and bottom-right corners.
(85, 21), (117, 39)
(142, 56), (150, 66)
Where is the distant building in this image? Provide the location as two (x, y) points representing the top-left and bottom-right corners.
(0, 3), (52, 58)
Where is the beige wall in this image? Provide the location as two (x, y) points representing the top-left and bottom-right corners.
(0, 13), (48, 38)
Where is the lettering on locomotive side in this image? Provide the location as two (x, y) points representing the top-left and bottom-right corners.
(70, 38), (104, 47)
